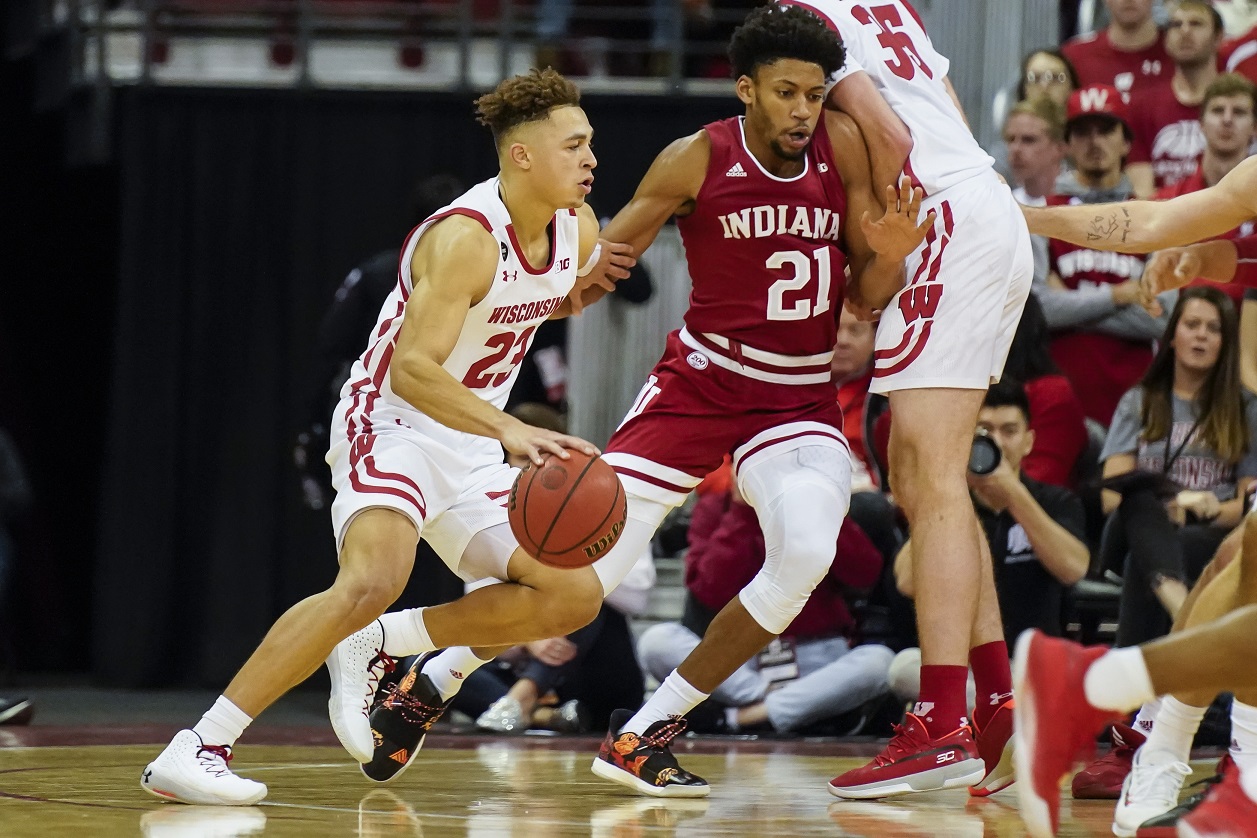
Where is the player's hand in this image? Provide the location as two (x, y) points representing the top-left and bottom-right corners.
(861, 178), (936, 262)
(1140, 247), (1201, 316)
(500, 418), (599, 467)
(844, 286), (883, 322)
(568, 239), (636, 315)
(526, 637), (579, 666)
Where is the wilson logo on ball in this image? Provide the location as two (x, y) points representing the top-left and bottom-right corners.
(583, 519), (625, 559)
(508, 451), (627, 569)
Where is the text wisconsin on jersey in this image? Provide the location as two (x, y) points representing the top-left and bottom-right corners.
(486, 294), (568, 326)
(715, 205), (843, 241)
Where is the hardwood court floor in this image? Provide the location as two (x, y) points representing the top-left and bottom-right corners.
(0, 734), (1220, 837)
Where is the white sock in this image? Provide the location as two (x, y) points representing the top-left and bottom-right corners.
(724, 707), (741, 732)
(1141, 696), (1206, 764)
(378, 608), (436, 657)
(1083, 648), (1156, 713)
(192, 695), (252, 747)
(1133, 697), (1162, 737)
(621, 671), (709, 735)
(1229, 699), (1257, 773)
(422, 647), (492, 701)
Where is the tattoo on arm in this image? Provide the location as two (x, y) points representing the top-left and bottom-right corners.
(1086, 206), (1132, 243)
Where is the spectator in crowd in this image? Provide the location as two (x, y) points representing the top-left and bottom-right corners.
(636, 480), (893, 736)
(1004, 97), (1071, 285)
(1099, 286), (1257, 646)
(0, 427), (33, 726)
(1153, 72), (1257, 307)
(1002, 295), (1090, 489)
(1039, 84), (1174, 425)
(1063, 0), (1173, 96)
(1126, 0), (1225, 196)
(460, 548), (656, 734)
(1017, 48), (1082, 110)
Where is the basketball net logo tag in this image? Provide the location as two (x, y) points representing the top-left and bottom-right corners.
(912, 701), (934, 718)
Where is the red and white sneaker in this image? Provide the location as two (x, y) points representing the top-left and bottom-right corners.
(1177, 765), (1257, 838)
(1071, 721), (1145, 799)
(827, 713), (985, 799)
(969, 698), (1016, 797)
(1012, 629), (1122, 838)
(141, 730), (268, 806)
(326, 619), (396, 763)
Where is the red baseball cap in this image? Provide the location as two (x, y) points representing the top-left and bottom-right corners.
(1065, 84), (1131, 136)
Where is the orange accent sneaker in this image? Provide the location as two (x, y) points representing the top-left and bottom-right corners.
(590, 709), (709, 798)
(970, 697), (1016, 797)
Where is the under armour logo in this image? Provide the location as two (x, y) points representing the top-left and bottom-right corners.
(142, 770), (152, 783)
(450, 669), (464, 679)
(501, 270), (518, 283)
(989, 691), (1013, 706)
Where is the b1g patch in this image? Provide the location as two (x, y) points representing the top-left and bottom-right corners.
(686, 352), (709, 370)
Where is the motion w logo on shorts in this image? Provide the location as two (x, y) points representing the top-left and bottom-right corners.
(872, 200), (954, 380)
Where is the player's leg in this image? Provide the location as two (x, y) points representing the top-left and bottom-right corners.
(142, 505), (421, 804)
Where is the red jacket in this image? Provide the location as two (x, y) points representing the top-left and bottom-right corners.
(684, 491), (882, 641)
(1022, 375), (1089, 489)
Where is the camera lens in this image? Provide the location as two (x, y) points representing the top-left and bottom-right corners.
(968, 434), (1001, 475)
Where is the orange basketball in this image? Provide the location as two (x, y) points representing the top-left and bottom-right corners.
(508, 451), (627, 569)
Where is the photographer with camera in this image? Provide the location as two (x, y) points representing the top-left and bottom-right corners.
(1099, 286), (1257, 647)
(898, 380), (1090, 644)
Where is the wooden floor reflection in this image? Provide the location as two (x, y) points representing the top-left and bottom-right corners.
(0, 739), (1215, 837)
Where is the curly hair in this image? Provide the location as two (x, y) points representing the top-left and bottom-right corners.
(728, 5), (845, 81)
(474, 68), (581, 147)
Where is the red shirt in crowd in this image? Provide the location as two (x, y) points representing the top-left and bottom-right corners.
(1222, 24), (1257, 85)
(1128, 86), (1205, 189)
(1155, 168), (1257, 305)
(684, 491), (882, 641)
(1062, 28), (1172, 96)
(1046, 195), (1154, 425)
(1233, 236), (1257, 286)
(1021, 375), (1090, 489)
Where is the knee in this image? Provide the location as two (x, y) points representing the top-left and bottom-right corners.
(536, 569), (603, 637)
(330, 569), (408, 623)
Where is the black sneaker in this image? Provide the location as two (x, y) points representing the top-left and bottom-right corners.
(590, 709), (709, 798)
(361, 653), (452, 783)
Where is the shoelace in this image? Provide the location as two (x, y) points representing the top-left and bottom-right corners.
(361, 652), (397, 714)
(196, 744), (233, 777)
(872, 722), (930, 767)
(378, 681), (445, 728)
(1127, 758), (1191, 807)
(641, 717), (688, 750)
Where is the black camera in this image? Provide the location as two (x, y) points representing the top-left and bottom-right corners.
(968, 432), (1002, 476)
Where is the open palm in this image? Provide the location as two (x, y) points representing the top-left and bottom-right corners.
(861, 178), (935, 262)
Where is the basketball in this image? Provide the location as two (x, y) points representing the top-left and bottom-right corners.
(508, 450), (627, 569)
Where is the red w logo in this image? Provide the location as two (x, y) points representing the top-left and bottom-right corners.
(898, 284), (943, 325)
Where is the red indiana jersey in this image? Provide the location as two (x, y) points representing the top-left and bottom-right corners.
(1046, 194), (1153, 425)
(1128, 86), (1205, 189)
(1062, 28), (1171, 96)
(677, 116), (850, 358)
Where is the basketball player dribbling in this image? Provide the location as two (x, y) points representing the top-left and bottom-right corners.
(139, 69), (639, 805)
(777, 0), (1034, 799)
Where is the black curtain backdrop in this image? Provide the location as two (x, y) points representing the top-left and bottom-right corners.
(93, 86), (738, 687)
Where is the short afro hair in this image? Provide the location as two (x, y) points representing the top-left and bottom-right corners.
(475, 68), (581, 148)
(728, 4), (845, 82)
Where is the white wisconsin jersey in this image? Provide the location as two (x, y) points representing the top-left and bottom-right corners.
(336, 176), (579, 462)
(786, 0), (993, 195)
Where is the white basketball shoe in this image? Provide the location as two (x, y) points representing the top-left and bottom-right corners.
(1111, 747), (1191, 837)
(327, 619), (395, 762)
(140, 729), (267, 806)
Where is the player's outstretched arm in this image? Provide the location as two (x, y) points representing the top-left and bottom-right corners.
(562, 131), (709, 313)
(1138, 240), (1240, 316)
(1022, 157), (1257, 252)
(553, 203), (637, 318)
(828, 112), (932, 316)
(390, 216), (597, 465)
(827, 69), (913, 194)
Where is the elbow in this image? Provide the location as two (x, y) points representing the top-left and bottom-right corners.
(1062, 554), (1089, 586)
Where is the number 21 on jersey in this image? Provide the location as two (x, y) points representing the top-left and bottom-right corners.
(767, 247), (833, 321)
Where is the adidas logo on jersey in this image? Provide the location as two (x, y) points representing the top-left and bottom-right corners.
(725, 162), (748, 177)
